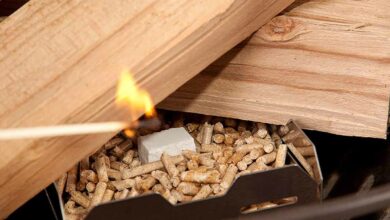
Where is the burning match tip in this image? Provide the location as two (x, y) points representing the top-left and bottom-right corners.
(138, 117), (161, 130)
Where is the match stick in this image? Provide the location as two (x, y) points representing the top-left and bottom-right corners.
(0, 118), (160, 140)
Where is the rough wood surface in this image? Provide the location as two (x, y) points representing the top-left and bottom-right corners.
(0, 0), (293, 216)
(160, 0), (390, 139)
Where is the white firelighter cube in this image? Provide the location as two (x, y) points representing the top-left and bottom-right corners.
(138, 127), (196, 163)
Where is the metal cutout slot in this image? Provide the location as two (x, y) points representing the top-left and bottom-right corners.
(241, 196), (298, 214)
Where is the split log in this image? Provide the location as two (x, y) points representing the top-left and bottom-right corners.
(0, 0), (293, 217)
(160, 0), (390, 139)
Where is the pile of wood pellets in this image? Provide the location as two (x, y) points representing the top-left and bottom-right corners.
(56, 112), (317, 219)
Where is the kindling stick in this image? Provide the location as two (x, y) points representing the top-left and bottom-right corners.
(0, 118), (160, 140)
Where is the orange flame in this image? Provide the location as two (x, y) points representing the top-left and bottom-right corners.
(116, 70), (156, 120)
(123, 129), (136, 138)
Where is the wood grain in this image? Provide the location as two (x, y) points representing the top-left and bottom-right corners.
(0, 0), (293, 216)
(160, 0), (390, 139)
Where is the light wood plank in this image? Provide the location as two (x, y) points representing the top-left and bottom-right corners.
(160, 0), (390, 138)
(0, 0), (293, 216)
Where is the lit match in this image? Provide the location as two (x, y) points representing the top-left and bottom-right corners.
(0, 70), (159, 140)
(0, 118), (161, 140)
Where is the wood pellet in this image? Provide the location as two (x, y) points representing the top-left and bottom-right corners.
(57, 112), (317, 219)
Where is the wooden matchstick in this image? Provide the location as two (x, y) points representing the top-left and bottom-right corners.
(0, 118), (160, 140)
